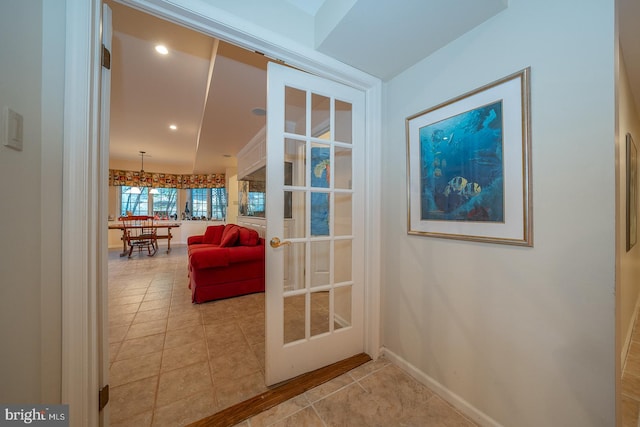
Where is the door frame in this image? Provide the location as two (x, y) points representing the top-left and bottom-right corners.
(62, 1), (382, 425)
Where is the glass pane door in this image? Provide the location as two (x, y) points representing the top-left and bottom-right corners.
(265, 63), (365, 385)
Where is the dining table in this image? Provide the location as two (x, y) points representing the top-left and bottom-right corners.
(108, 222), (181, 257)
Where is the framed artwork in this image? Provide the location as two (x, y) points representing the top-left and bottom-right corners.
(406, 68), (533, 246)
(627, 133), (637, 251)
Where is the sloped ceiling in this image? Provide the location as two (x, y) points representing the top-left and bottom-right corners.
(315, 0), (508, 80)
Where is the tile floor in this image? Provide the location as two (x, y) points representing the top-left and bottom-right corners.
(622, 310), (640, 427)
(108, 245), (268, 426)
(108, 244), (477, 426)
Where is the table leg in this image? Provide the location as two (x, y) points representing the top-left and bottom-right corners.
(120, 229), (127, 257)
(167, 228), (172, 253)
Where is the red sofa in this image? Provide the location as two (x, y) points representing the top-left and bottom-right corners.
(187, 224), (265, 304)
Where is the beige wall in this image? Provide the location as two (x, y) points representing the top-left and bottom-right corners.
(225, 167), (239, 224)
(109, 157), (195, 175)
(0, 0), (64, 403)
(381, 0), (615, 425)
(618, 48), (640, 363)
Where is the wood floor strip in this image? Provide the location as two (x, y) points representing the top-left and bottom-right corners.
(187, 353), (372, 427)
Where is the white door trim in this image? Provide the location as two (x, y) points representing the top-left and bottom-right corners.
(62, 1), (382, 424)
(62, 1), (103, 426)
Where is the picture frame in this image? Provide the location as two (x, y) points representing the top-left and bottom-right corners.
(627, 133), (637, 251)
(406, 68), (532, 246)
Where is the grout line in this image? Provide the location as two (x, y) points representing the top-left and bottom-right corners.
(310, 403), (329, 427)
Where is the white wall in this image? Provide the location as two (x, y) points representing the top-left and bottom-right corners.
(225, 166), (238, 224)
(40, 0), (65, 404)
(618, 48), (640, 364)
(201, 0), (315, 47)
(0, 0), (64, 403)
(381, 0), (615, 426)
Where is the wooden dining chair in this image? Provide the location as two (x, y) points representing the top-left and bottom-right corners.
(120, 215), (158, 258)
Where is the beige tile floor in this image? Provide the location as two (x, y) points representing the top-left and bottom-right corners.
(108, 245), (268, 426)
(108, 244), (477, 426)
(622, 310), (640, 427)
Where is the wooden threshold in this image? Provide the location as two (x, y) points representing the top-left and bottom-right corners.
(187, 353), (372, 427)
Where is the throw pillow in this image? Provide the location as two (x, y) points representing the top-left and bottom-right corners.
(220, 225), (239, 247)
(202, 225), (225, 244)
(238, 227), (260, 246)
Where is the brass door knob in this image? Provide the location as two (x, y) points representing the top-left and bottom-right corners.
(270, 237), (291, 248)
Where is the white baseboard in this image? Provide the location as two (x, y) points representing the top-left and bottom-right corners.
(381, 347), (502, 427)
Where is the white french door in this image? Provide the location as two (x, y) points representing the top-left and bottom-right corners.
(265, 62), (366, 385)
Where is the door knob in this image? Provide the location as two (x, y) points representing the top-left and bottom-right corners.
(270, 237), (291, 248)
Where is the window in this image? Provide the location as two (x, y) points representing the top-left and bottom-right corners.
(152, 188), (177, 218)
(119, 187), (225, 220)
(190, 189), (208, 218)
(120, 187), (177, 218)
(185, 188), (227, 220)
(210, 188), (227, 220)
(248, 191), (265, 217)
(120, 186), (148, 216)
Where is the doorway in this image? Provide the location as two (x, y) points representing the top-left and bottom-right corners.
(62, 1), (381, 424)
(104, 2), (273, 422)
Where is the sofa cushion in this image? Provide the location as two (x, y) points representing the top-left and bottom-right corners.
(203, 225), (225, 245)
(238, 227), (260, 246)
(189, 247), (230, 269)
(187, 235), (204, 246)
(220, 224), (239, 247)
(227, 242), (265, 263)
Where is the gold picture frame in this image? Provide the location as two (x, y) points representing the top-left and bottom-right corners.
(406, 68), (533, 246)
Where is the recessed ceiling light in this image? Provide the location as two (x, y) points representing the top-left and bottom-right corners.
(155, 44), (169, 55)
(251, 107), (266, 116)
(169, 124), (177, 131)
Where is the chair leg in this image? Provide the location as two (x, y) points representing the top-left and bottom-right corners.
(146, 239), (157, 257)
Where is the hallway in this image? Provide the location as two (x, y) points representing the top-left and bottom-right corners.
(108, 245), (478, 426)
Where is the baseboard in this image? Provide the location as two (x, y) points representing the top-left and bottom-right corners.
(188, 353), (371, 427)
(381, 348), (502, 427)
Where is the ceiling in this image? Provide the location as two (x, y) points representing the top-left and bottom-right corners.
(107, 1), (269, 175)
(315, 0), (508, 80)
(107, 0), (640, 175)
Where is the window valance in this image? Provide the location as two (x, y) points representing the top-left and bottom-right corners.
(109, 169), (225, 189)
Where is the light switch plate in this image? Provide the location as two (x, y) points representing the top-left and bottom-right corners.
(3, 107), (24, 151)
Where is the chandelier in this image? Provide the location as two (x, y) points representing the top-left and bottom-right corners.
(125, 151), (159, 194)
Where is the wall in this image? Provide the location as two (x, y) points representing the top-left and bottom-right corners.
(618, 48), (640, 363)
(109, 157), (194, 175)
(225, 166), (238, 224)
(381, 0), (615, 426)
(201, 0), (315, 47)
(40, 0), (65, 403)
(0, 0), (64, 403)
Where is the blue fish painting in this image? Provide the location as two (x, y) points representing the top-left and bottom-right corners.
(419, 101), (504, 222)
